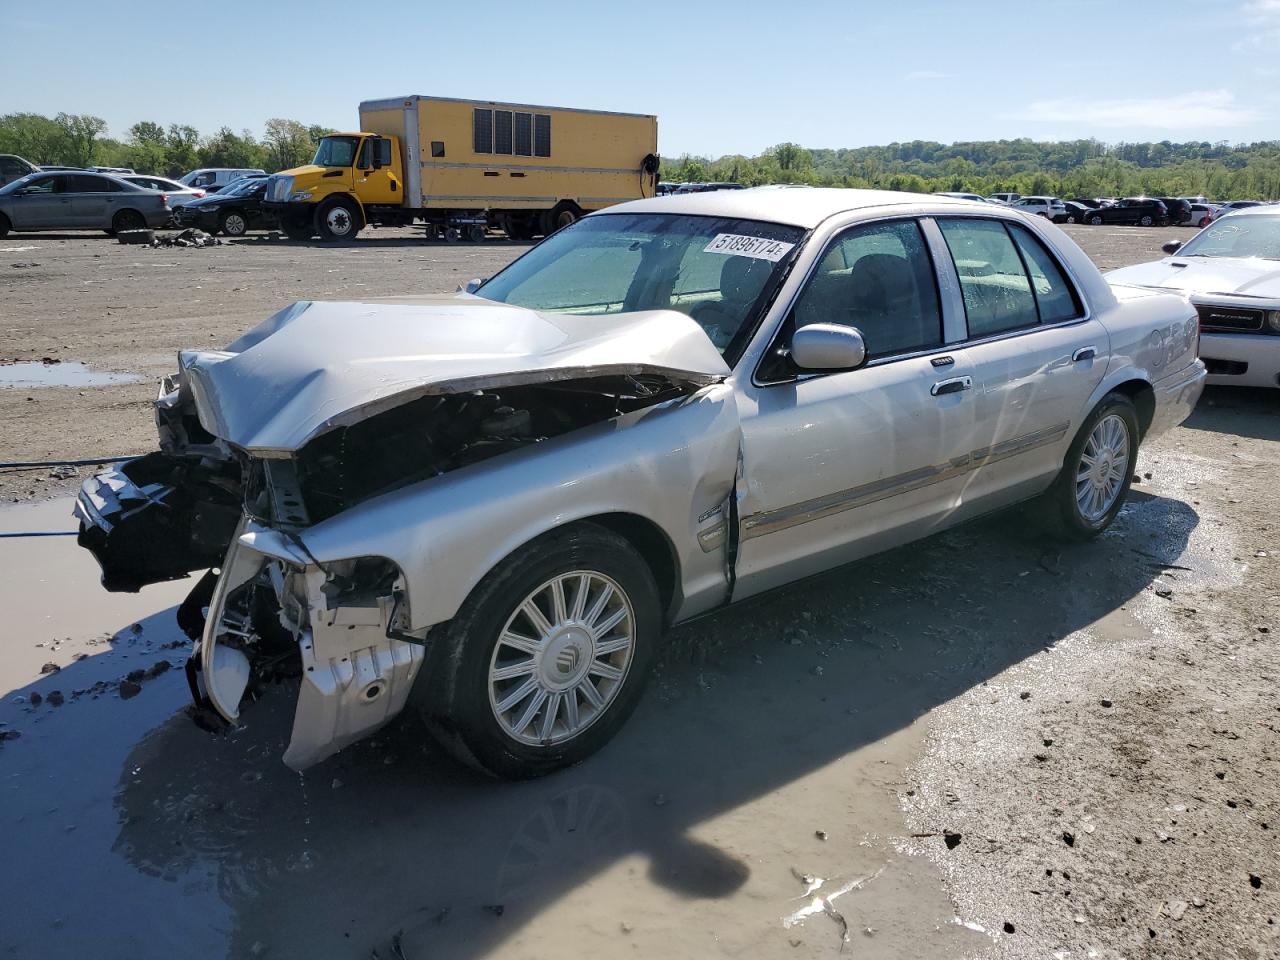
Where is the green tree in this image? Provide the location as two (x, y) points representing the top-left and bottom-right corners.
(263, 118), (315, 172)
(55, 113), (107, 167)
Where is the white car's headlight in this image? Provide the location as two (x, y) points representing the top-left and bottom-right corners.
(1268, 310), (1280, 333)
(289, 191), (312, 202)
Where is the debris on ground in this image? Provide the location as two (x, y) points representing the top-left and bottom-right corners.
(148, 228), (224, 249)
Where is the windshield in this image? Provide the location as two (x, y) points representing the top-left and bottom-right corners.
(1178, 214), (1280, 260)
(477, 213), (805, 362)
(312, 136), (360, 167)
(219, 178), (261, 197)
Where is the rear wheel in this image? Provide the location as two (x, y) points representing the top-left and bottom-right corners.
(416, 522), (661, 779)
(467, 223), (486, 243)
(112, 209), (145, 233)
(315, 197), (360, 241)
(218, 209), (248, 237)
(1139, 214), (1155, 227)
(541, 202), (582, 236)
(1043, 394), (1139, 540)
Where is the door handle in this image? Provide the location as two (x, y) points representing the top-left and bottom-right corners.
(931, 376), (972, 396)
(1072, 345), (1097, 362)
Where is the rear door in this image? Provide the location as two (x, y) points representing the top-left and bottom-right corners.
(67, 174), (117, 227)
(932, 216), (1107, 506)
(7, 174), (68, 227)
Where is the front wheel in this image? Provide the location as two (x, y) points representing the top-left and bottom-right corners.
(218, 209), (248, 237)
(1043, 394), (1139, 540)
(315, 198), (361, 241)
(1066, 214), (1077, 224)
(416, 522), (661, 779)
(1088, 214), (1103, 225)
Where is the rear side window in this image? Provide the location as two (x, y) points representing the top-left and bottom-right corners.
(69, 174), (117, 192)
(939, 218), (1080, 336)
(791, 219), (943, 358)
(1008, 224), (1081, 323)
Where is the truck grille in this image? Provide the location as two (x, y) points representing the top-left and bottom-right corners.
(1196, 304), (1264, 333)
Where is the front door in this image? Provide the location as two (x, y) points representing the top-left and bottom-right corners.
(355, 136), (401, 205)
(733, 217), (979, 598)
(8, 174), (69, 228)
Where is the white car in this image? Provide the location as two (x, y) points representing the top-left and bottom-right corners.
(178, 167), (267, 192)
(1108, 207), (1280, 388)
(122, 175), (206, 211)
(1186, 202), (1220, 228)
(75, 189), (1205, 778)
(986, 192), (1021, 205)
(1011, 196), (1068, 222)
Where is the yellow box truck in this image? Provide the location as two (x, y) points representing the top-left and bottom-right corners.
(262, 95), (659, 242)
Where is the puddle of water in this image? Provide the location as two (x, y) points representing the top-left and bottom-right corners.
(0, 361), (142, 389)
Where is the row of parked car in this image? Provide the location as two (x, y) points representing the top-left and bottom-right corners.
(0, 155), (278, 238)
(936, 191), (1272, 228)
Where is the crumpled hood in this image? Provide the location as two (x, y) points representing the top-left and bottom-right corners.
(179, 297), (730, 456)
(1107, 257), (1280, 299)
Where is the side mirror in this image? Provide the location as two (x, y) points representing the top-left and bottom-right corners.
(791, 323), (866, 370)
(461, 278), (486, 294)
(1162, 240), (1183, 255)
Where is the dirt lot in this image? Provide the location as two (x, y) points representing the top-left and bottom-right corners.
(0, 221), (1276, 960)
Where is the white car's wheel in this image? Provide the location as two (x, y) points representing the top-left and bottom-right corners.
(417, 522), (660, 779)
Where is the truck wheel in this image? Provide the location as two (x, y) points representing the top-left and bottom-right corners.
(415, 522), (661, 779)
(315, 198), (361, 241)
(541, 202), (582, 236)
(423, 223), (439, 242)
(444, 226), (461, 243)
(218, 209), (248, 237)
(1042, 393), (1139, 541)
(467, 224), (486, 243)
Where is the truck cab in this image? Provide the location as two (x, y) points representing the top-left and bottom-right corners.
(263, 132), (406, 241)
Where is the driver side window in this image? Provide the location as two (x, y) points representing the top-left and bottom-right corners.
(790, 219), (943, 359)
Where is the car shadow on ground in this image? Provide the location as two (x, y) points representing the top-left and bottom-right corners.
(84, 488), (1197, 958)
(1181, 386), (1279, 442)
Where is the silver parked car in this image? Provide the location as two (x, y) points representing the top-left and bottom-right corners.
(74, 189), (1206, 778)
(1108, 206), (1280, 388)
(0, 171), (170, 236)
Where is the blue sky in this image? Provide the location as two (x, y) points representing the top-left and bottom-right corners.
(2, 0), (1276, 156)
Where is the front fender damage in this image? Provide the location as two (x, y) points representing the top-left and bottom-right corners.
(189, 519), (425, 770)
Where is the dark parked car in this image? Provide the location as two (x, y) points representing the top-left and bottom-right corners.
(1079, 197), (1169, 227)
(0, 171), (170, 236)
(1062, 200), (1092, 223)
(1155, 198), (1192, 225)
(175, 176), (274, 236)
(0, 154), (39, 186)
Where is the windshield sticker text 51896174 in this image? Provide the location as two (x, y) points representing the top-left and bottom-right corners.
(703, 233), (796, 262)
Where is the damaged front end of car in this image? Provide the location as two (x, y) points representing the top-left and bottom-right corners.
(74, 298), (734, 770)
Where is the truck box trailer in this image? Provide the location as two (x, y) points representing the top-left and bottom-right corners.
(263, 95), (659, 242)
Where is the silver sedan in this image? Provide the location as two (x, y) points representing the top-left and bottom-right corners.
(75, 188), (1206, 778)
(0, 171), (170, 236)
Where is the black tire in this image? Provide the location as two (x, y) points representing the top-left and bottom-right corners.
(218, 208), (249, 237)
(111, 209), (145, 233)
(541, 201), (582, 236)
(0, 213), (9, 239)
(1139, 215), (1154, 227)
(1043, 393), (1140, 541)
(314, 197), (361, 241)
(415, 522), (661, 779)
(467, 223), (486, 243)
(1066, 214), (1077, 224)
(444, 226), (461, 243)
(1088, 214), (1103, 225)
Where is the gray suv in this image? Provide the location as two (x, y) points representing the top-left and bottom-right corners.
(0, 172), (171, 237)
(0, 154), (39, 187)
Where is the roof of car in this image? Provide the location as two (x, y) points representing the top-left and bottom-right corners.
(1218, 204), (1279, 219)
(604, 186), (982, 228)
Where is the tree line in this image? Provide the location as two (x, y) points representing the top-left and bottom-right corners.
(664, 138), (1280, 200)
(5, 112), (1280, 200)
(0, 113), (336, 178)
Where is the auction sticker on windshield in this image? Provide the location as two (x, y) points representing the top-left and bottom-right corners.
(703, 233), (796, 261)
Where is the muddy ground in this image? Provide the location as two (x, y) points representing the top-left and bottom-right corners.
(0, 221), (1276, 960)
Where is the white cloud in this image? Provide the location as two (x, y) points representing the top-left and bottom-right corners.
(1020, 90), (1259, 130)
(905, 70), (949, 81)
